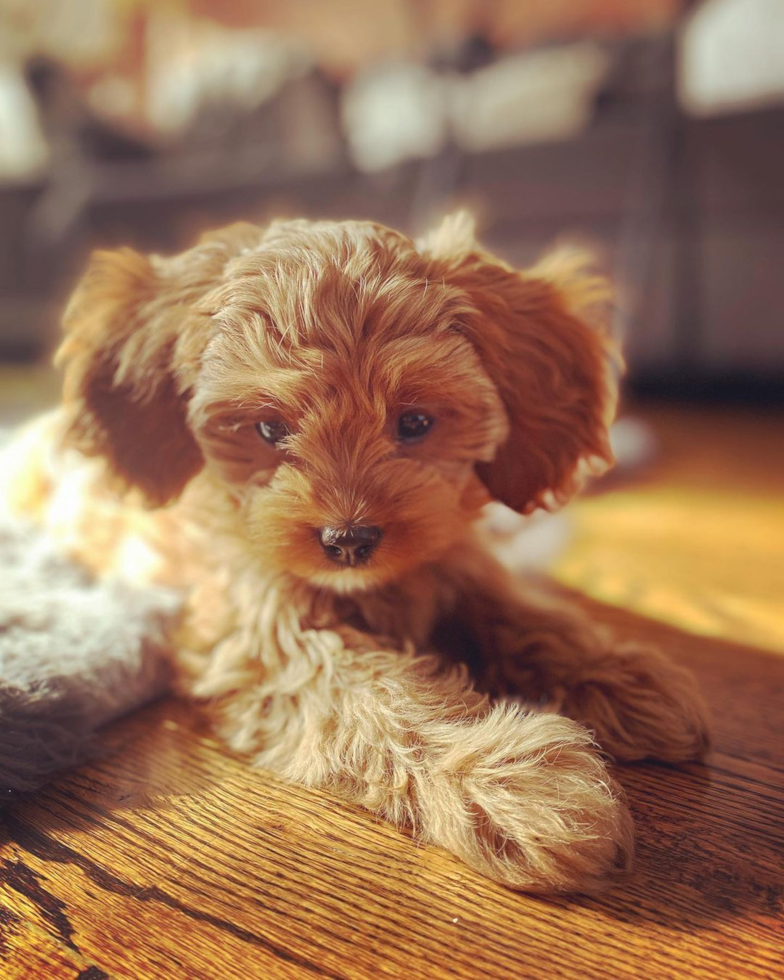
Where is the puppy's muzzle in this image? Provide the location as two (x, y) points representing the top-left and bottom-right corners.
(319, 525), (382, 567)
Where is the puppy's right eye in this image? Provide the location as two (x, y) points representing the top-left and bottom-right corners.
(255, 420), (290, 446)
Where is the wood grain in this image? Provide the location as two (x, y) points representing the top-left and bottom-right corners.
(2, 405), (783, 979)
(553, 406), (784, 654)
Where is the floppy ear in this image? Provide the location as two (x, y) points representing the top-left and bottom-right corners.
(55, 248), (202, 505)
(421, 214), (621, 514)
(55, 224), (262, 506)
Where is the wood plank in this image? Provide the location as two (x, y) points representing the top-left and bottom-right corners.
(0, 906), (103, 979)
(553, 406), (784, 654)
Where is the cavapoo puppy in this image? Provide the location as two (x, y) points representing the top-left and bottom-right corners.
(6, 214), (710, 892)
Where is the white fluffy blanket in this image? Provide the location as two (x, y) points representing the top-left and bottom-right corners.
(0, 517), (180, 792)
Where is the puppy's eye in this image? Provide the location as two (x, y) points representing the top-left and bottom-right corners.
(256, 419), (291, 446)
(397, 412), (434, 443)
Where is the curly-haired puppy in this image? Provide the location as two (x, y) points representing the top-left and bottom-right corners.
(7, 214), (710, 892)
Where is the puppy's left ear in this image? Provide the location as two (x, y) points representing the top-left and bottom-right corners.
(421, 213), (621, 514)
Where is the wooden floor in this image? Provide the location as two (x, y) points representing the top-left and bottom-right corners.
(1, 404), (783, 979)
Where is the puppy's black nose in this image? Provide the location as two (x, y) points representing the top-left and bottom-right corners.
(319, 525), (381, 566)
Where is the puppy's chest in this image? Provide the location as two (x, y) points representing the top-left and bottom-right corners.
(340, 597), (485, 685)
(341, 573), (467, 652)
(429, 611), (486, 673)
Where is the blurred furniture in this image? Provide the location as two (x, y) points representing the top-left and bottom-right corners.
(1, 32), (783, 399)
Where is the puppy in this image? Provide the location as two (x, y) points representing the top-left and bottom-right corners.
(7, 214), (710, 892)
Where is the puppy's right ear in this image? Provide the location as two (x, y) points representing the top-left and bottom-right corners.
(421, 213), (620, 515)
(55, 247), (204, 506)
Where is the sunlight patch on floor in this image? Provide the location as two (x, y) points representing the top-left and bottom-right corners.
(552, 486), (784, 654)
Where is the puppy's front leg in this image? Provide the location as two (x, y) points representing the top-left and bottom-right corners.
(195, 625), (632, 893)
(453, 554), (711, 763)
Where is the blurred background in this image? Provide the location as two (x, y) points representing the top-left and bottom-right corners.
(0, 0), (782, 649)
(1, 0), (783, 395)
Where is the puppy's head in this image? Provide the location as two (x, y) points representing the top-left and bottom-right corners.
(57, 215), (619, 592)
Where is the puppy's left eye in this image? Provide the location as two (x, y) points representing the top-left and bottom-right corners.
(256, 419), (291, 446)
(397, 412), (434, 443)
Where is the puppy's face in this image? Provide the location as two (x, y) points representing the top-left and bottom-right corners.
(58, 217), (618, 593)
(190, 224), (507, 590)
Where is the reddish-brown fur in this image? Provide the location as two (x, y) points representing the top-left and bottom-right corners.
(6, 214), (710, 892)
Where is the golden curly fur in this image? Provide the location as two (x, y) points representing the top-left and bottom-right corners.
(6, 214), (710, 893)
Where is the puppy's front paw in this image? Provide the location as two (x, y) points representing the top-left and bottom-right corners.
(561, 643), (711, 763)
(425, 708), (634, 893)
